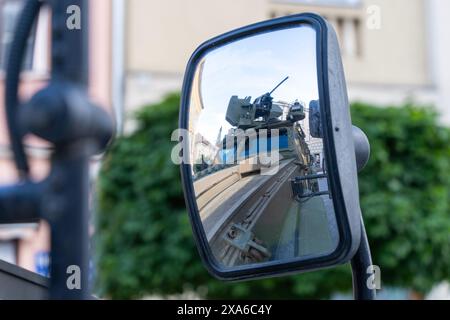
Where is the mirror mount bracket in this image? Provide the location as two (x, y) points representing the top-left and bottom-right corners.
(353, 126), (371, 173)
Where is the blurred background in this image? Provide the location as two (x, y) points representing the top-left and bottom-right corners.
(0, 0), (449, 299)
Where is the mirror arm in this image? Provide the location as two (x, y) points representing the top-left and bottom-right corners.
(351, 217), (376, 300)
(351, 127), (375, 299)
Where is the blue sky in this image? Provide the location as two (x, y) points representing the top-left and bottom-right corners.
(193, 25), (319, 143)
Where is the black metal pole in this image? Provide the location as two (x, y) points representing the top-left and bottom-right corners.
(351, 218), (376, 300)
(46, 146), (91, 299)
(4, 0), (43, 178)
(50, 0), (89, 85)
(1, 0), (112, 300)
(46, 0), (91, 300)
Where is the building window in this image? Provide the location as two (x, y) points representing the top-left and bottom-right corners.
(0, 0), (50, 74)
(269, 0), (364, 58)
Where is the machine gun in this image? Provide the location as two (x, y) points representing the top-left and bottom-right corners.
(225, 77), (290, 130)
(225, 76), (308, 131)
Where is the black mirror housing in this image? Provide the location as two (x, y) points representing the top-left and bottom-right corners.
(179, 13), (362, 281)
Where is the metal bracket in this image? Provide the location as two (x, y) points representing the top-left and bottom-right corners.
(223, 224), (271, 262)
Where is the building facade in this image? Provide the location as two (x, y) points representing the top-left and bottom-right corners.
(123, 0), (450, 124)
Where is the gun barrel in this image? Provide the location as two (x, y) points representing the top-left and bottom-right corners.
(270, 76), (289, 95)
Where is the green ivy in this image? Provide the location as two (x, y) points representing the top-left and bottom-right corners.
(351, 102), (450, 293)
(95, 94), (450, 299)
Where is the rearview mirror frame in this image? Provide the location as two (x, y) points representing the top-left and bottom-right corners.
(179, 13), (362, 281)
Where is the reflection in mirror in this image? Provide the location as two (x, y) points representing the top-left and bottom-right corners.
(188, 25), (339, 269)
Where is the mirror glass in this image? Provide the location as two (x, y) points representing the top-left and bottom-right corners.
(187, 25), (339, 269)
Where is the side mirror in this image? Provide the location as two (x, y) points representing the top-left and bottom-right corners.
(179, 13), (367, 281)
